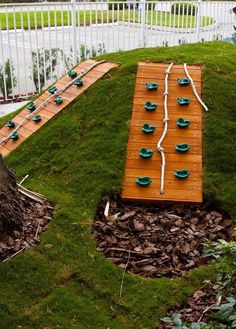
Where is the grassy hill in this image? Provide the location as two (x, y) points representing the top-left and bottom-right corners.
(0, 41), (235, 329)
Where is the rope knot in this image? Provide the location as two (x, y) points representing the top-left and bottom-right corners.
(157, 146), (164, 152)
(163, 91), (168, 96)
(165, 70), (170, 74)
(163, 118), (169, 122)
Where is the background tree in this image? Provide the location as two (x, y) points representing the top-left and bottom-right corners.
(0, 155), (23, 236)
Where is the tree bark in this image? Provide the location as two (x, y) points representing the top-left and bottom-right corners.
(0, 155), (23, 235)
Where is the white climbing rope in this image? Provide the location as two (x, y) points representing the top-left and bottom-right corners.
(0, 60), (106, 147)
(157, 62), (173, 194)
(183, 63), (208, 112)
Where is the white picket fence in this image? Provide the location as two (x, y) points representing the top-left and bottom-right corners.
(0, 1), (235, 101)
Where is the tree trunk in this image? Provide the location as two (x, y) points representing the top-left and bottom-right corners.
(0, 155), (23, 235)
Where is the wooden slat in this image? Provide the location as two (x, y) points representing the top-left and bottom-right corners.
(126, 159), (201, 171)
(127, 143), (202, 153)
(0, 60), (117, 157)
(124, 177), (202, 191)
(122, 62), (203, 203)
(124, 168), (201, 180)
(128, 134), (201, 144)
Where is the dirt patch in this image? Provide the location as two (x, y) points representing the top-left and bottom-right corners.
(93, 196), (233, 278)
(0, 193), (53, 262)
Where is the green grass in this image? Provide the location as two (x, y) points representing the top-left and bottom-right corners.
(0, 41), (235, 328)
(0, 10), (214, 30)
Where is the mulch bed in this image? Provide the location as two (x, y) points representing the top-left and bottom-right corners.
(93, 196), (233, 278)
(158, 285), (220, 329)
(0, 193), (53, 262)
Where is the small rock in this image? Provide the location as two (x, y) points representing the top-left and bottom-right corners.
(44, 244), (53, 250)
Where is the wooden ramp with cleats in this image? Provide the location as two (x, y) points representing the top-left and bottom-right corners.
(0, 60), (117, 157)
(122, 62), (203, 203)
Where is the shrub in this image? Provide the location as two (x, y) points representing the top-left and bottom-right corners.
(108, 0), (124, 11)
(171, 3), (197, 16)
(0, 58), (17, 98)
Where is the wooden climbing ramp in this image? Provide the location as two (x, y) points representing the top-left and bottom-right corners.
(0, 59), (117, 157)
(122, 62), (203, 203)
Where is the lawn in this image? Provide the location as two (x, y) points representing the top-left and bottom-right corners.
(0, 41), (235, 329)
(0, 9), (214, 30)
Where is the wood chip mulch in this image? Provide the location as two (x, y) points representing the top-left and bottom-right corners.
(0, 193), (54, 262)
(158, 285), (220, 328)
(93, 196), (233, 278)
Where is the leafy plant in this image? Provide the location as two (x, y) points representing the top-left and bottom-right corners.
(203, 240), (236, 260)
(161, 240), (236, 329)
(30, 48), (63, 93)
(64, 43), (106, 69)
(0, 58), (17, 98)
(203, 240), (236, 298)
(161, 313), (200, 329)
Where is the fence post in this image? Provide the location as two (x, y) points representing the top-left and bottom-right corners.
(140, 0), (146, 47)
(71, 0), (77, 66)
(196, 0), (202, 42)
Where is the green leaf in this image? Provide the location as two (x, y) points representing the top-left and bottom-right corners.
(160, 317), (172, 323)
(171, 314), (182, 326)
(226, 297), (236, 304)
(173, 326), (182, 329)
(191, 322), (201, 329)
(173, 319), (182, 326)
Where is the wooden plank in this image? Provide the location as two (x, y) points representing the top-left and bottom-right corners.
(131, 119), (202, 130)
(124, 177), (202, 190)
(129, 126), (202, 136)
(131, 113), (202, 123)
(0, 60), (117, 157)
(132, 100), (202, 112)
(124, 168), (201, 180)
(128, 134), (201, 144)
(0, 146), (10, 156)
(125, 159), (201, 171)
(122, 187), (202, 202)
(135, 85), (201, 96)
(127, 151), (202, 162)
(127, 143), (202, 153)
(122, 62), (202, 203)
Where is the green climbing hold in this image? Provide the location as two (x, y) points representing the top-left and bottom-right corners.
(177, 97), (191, 106)
(142, 123), (156, 134)
(48, 86), (57, 94)
(176, 117), (190, 128)
(68, 70), (77, 79)
(73, 78), (84, 87)
(146, 82), (159, 91)
(175, 143), (190, 152)
(178, 78), (190, 86)
(174, 169), (190, 179)
(10, 131), (19, 141)
(144, 101), (158, 112)
(33, 114), (42, 122)
(139, 148), (154, 159)
(27, 103), (36, 112)
(136, 176), (152, 186)
(54, 96), (63, 105)
(6, 120), (15, 128)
